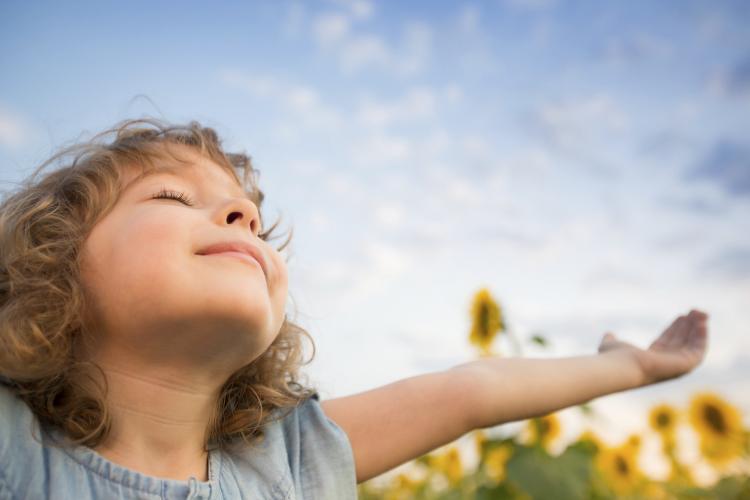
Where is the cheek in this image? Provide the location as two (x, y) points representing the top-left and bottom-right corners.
(270, 253), (290, 320)
(272, 252), (289, 288)
(85, 213), (190, 300)
(116, 222), (190, 286)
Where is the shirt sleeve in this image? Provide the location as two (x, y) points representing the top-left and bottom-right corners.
(282, 392), (358, 499)
(0, 383), (24, 469)
(0, 383), (45, 497)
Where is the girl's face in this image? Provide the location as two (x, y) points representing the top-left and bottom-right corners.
(79, 145), (289, 378)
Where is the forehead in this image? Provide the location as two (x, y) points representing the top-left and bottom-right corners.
(121, 145), (246, 197)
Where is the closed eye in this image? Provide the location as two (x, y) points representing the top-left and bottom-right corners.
(151, 187), (195, 206)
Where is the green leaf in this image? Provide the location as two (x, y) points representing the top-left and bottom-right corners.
(709, 475), (750, 500)
(529, 334), (548, 347)
(505, 445), (593, 500)
(578, 403), (594, 416)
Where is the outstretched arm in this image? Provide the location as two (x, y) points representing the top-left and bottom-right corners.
(464, 308), (709, 430)
(321, 309), (709, 483)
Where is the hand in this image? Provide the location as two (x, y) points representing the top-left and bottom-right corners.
(597, 309), (709, 387)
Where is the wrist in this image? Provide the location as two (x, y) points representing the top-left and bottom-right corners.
(599, 348), (646, 389)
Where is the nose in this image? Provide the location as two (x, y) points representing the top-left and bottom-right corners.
(220, 196), (262, 237)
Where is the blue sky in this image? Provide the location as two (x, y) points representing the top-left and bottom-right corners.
(2, 0), (749, 483)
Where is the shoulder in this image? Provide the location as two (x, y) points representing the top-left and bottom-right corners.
(0, 382), (47, 494)
(0, 382), (37, 450)
(280, 392), (357, 497)
(222, 391), (358, 499)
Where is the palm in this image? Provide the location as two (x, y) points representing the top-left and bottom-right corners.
(598, 309), (709, 386)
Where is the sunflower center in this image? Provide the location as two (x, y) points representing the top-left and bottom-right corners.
(539, 419), (549, 435)
(479, 305), (490, 339)
(704, 404), (727, 435)
(656, 412), (671, 428)
(615, 454), (630, 476)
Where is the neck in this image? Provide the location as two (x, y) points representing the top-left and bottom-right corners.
(91, 362), (221, 482)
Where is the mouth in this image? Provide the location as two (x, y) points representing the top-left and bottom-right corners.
(201, 251), (264, 271)
(196, 240), (268, 277)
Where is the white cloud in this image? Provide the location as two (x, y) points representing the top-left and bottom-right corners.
(286, 85), (319, 111)
(339, 34), (390, 72)
(282, 2), (305, 39)
(445, 176), (484, 207)
(529, 93), (630, 175)
(421, 128), (453, 157)
(292, 235), (415, 318)
(707, 58), (750, 99)
(458, 4), (480, 33)
(220, 70), (277, 97)
(347, 0), (373, 20)
(325, 0), (374, 20)
(461, 135), (492, 157)
(394, 22), (432, 76)
(219, 70), (343, 132)
(354, 133), (412, 166)
(356, 87), (437, 127)
(310, 15), (432, 77)
(443, 83), (464, 104)
(0, 107), (29, 149)
(360, 238), (412, 280)
(312, 12), (351, 46)
(503, 0), (557, 9)
(696, 11), (726, 42)
(373, 200), (406, 228)
(324, 173), (359, 196)
(308, 210), (333, 230)
(602, 33), (673, 65)
(537, 94), (628, 140)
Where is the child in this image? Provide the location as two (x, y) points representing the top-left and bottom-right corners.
(0, 117), (709, 499)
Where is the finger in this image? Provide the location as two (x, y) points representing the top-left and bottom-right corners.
(650, 314), (684, 350)
(685, 311), (708, 340)
(598, 332), (615, 352)
(675, 320), (694, 349)
(651, 325), (671, 349)
(688, 318), (708, 355)
(669, 317), (692, 348)
(697, 323), (708, 359)
(662, 315), (688, 348)
(688, 309), (709, 321)
(678, 311), (703, 349)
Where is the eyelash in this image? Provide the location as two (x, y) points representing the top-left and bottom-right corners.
(149, 187), (265, 239)
(151, 187), (195, 206)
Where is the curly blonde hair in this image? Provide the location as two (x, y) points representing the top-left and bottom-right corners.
(0, 117), (317, 453)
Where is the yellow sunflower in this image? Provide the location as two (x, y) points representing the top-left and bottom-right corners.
(595, 444), (644, 495)
(688, 392), (743, 441)
(431, 446), (464, 486)
(665, 455), (696, 487)
(578, 429), (603, 453)
(474, 429), (487, 457)
(525, 413), (562, 450)
(625, 433), (641, 453)
(484, 444), (513, 485)
(469, 288), (505, 356)
(648, 403), (679, 438)
(697, 437), (746, 470)
(641, 481), (670, 500)
(688, 391), (745, 468)
(384, 473), (420, 500)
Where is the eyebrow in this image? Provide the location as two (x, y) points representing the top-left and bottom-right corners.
(128, 166), (182, 186)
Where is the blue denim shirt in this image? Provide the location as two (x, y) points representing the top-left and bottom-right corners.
(0, 384), (357, 499)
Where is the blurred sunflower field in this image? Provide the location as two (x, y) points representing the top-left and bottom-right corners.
(357, 288), (750, 499)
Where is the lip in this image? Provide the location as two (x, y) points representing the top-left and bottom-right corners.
(196, 240), (267, 276)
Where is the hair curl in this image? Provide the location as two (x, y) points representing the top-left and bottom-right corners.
(0, 117), (317, 453)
